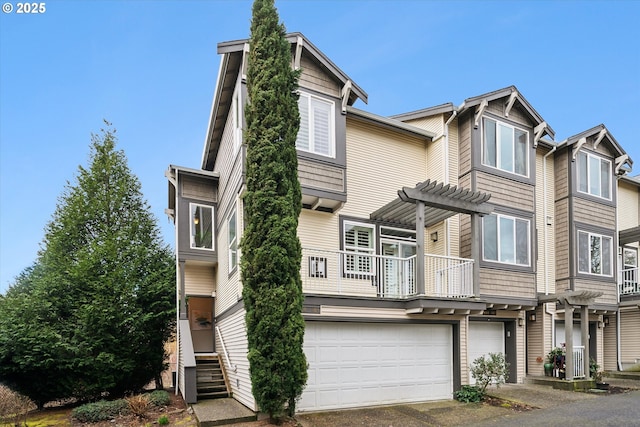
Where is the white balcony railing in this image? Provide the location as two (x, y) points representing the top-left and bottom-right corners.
(619, 267), (639, 295)
(301, 248), (474, 299)
(573, 346), (585, 379)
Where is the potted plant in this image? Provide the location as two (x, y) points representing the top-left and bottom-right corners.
(590, 358), (608, 389)
(547, 347), (564, 377)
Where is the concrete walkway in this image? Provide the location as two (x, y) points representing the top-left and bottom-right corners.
(191, 398), (257, 427)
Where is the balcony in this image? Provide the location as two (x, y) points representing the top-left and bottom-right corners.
(301, 248), (474, 299)
(619, 267), (639, 296)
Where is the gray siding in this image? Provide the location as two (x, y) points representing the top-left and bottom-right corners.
(476, 170), (534, 212)
(299, 158), (345, 193)
(458, 114), (472, 177)
(554, 149), (569, 200)
(555, 199), (570, 280)
(574, 198), (616, 229)
(479, 269), (536, 299)
(299, 54), (341, 98)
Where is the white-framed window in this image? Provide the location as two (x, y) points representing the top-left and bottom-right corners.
(482, 213), (530, 266)
(296, 92), (335, 158)
(578, 231), (612, 276)
(483, 117), (529, 177)
(190, 204), (214, 250)
(343, 221), (375, 275)
(232, 84), (243, 153)
(577, 151), (611, 200)
(228, 209), (238, 272)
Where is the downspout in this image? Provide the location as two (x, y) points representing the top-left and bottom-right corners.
(174, 170), (180, 395)
(543, 144), (557, 349)
(444, 110), (458, 257)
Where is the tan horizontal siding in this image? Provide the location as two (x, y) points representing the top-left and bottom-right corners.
(479, 269), (536, 299)
(216, 308), (255, 410)
(617, 181), (639, 230)
(536, 150), (555, 294)
(184, 263), (215, 296)
(342, 119), (427, 218)
(603, 314), (618, 371)
(527, 306), (544, 376)
(620, 308), (640, 369)
(476, 171), (534, 211)
(574, 198), (616, 229)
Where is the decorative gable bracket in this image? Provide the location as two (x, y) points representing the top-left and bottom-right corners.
(504, 90), (518, 117)
(341, 80), (352, 115)
(533, 121), (548, 148)
(593, 128), (607, 150)
(615, 154), (630, 175)
(572, 137), (586, 161)
(474, 99), (488, 128)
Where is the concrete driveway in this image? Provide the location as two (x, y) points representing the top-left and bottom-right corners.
(295, 379), (640, 427)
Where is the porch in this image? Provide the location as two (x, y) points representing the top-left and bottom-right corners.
(301, 248), (474, 299)
(619, 266), (639, 296)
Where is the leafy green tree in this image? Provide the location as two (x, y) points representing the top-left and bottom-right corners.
(0, 123), (175, 407)
(241, 0), (307, 421)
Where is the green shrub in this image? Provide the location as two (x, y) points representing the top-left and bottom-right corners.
(158, 415), (170, 425)
(148, 390), (171, 407)
(71, 399), (129, 423)
(470, 352), (510, 394)
(454, 385), (484, 403)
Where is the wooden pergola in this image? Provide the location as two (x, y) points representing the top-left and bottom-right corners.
(371, 179), (493, 295)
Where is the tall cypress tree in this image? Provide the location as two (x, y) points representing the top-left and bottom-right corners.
(241, 0), (307, 421)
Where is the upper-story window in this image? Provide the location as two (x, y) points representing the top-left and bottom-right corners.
(483, 117), (529, 177)
(343, 221), (375, 275)
(190, 204), (214, 250)
(228, 209), (238, 273)
(296, 92), (335, 158)
(578, 230), (612, 276)
(577, 151), (611, 200)
(482, 213), (530, 266)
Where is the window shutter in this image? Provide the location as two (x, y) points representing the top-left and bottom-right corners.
(311, 98), (331, 156)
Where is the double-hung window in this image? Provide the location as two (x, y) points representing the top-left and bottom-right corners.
(483, 213), (530, 266)
(578, 231), (612, 276)
(483, 117), (529, 177)
(343, 221), (375, 275)
(190, 204), (214, 250)
(296, 92), (335, 158)
(577, 151), (611, 200)
(228, 209), (238, 272)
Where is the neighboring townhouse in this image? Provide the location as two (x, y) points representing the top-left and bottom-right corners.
(165, 33), (637, 412)
(617, 174), (640, 370)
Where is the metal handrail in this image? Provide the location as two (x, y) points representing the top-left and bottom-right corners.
(215, 325), (237, 372)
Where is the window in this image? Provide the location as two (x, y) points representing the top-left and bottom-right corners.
(296, 92), (335, 157)
(483, 213), (530, 266)
(578, 231), (612, 276)
(483, 117), (529, 177)
(621, 247), (638, 291)
(577, 151), (611, 200)
(190, 204), (214, 250)
(228, 209), (238, 272)
(343, 221), (375, 275)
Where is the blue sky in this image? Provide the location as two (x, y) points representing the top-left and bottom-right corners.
(1, 0), (638, 292)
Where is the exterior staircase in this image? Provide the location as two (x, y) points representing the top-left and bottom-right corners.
(195, 354), (231, 400)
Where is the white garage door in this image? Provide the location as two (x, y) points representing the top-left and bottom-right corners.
(298, 322), (452, 412)
(468, 321), (504, 384)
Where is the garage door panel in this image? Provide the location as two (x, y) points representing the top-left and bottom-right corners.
(299, 322), (453, 411)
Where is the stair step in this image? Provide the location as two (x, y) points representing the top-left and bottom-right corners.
(198, 391), (230, 399)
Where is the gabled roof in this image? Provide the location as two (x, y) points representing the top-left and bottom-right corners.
(347, 106), (436, 140)
(458, 85), (555, 140)
(390, 86), (555, 143)
(561, 124), (633, 174)
(201, 32), (367, 170)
